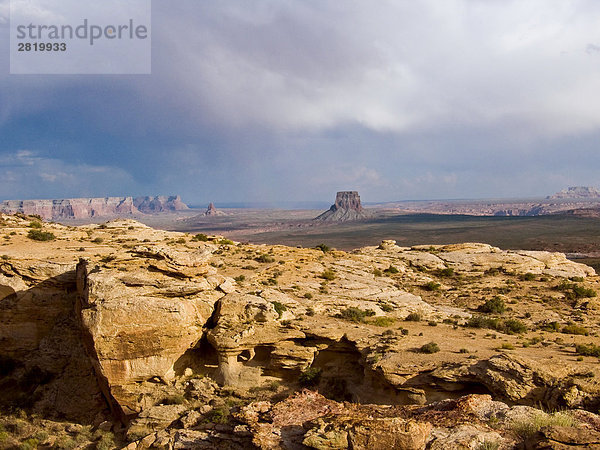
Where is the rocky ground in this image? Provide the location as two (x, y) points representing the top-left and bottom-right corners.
(2, 213), (600, 449)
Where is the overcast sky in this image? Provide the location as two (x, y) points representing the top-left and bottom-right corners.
(1, 0), (600, 205)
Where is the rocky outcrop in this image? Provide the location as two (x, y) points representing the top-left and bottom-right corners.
(204, 202), (225, 216)
(315, 191), (368, 222)
(0, 195), (189, 220)
(548, 186), (600, 199)
(133, 195), (189, 213)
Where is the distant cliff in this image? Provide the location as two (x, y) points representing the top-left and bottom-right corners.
(548, 186), (600, 199)
(0, 195), (188, 220)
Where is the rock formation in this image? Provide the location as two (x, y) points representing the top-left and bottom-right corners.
(1, 213), (600, 448)
(133, 195), (189, 213)
(204, 202), (225, 216)
(315, 191), (368, 221)
(0, 195), (188, 220)
(548, 186), (600, 199)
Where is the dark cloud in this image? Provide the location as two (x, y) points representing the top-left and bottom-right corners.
(1, 0), (600, 203)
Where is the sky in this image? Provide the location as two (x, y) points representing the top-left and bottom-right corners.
(1, 0), (600, 205)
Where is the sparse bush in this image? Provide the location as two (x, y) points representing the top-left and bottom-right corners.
(436, 267), (454, 277)
(255, 254), (275, 263)
(418, 342), (440, 354)
(316, 244), (331, 253)
(373, 268), (383, 277)
(520, 272), (537, 281)
(91, 237), (104, 244)
(499, 343), (515, 350)
(299, 367), (322, 387)
(19, 438), (39, 450)
(384, 265), (399, 274)
(423, 281), (441, 291)
(459, 348), (469, 353)
(562, 323), (589, 336)
(320, 269), (336, 281)
(575, 343), (600, 357)
(557, 280), (597, 299)
(100, 255), (116, 263)
(95, 432), (115, 450)
(192, 233), (209, 242)
(272, 301), (287, 318)
(161, 394), (185, 405)
(205, 406), (229, 424)
(218, 239), (234, 245)
(466, 316), (526, 335)
(478, 297), (506, 314)
(405, 312), (422, 322)
(372, 317), (395, 327)
(337, 307), (375, 323)
(511, 411), (576, 438)
(380, 303), (393, 312)
(303, 293), (313, 299)
(234, 275), (245, 283)
(27, 229), (55, 241)
(28, 221), (42, 229)
(306, 308), (315, 316)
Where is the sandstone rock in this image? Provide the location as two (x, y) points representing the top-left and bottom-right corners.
(204, 203), (226, 216)
(315, 191), (369, 222)
(526, 425), (600, 449)
(77, 260), (216, 414)
(548, 186), (600, 199)
(0, 196), (189, 220)
(428, 424), (504, 450)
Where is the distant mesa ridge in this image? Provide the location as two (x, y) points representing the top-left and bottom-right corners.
(315, 191), (368, 222)
(0, 195), (188, 220)
(548, 186), (600, 199)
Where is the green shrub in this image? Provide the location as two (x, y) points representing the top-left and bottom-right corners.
(320, 269), (336, 281)
(511, 411), (576, 438)
(234, 275), (245, 283)
(519, 272), (537, 281)
(372, 317), (395, 327)
(299, 367), (322, 387)
(28, 221), (42, 229)
(316, 244), (331, 253)
(436, 267), (454, 277)
(192, 233), (209, 242)
(161, 394), (185, 405)
(478, 297), (506, 314)
(205, 406), (230, 424)
(337, 307), (375, 323)
(423, 281), (440, 291)
(499, 343), (515, 350)
(303, 293), (313, 299)
(96, 432), (115, 450)
(100, 255), (116, 263)
(405, 312), (422, 322)
(557, 281), (597, 299)
(255, 254), (275, 263)
(384, 265), (399, 274)
(562, 324), (589, 336)
(466, 316), (526, 334)
(373, 268), (383, 277)
(418, 342), (440, 354)
(19, 438), (39, 450)
(218, 239), (234, 245)
(27, 229), (55, 241)
(272, 301), (287, 318)
(575, 343), (600, 357)
(380, 303), (393, 312)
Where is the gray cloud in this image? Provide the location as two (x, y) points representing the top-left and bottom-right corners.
(1, 0), (600, 202)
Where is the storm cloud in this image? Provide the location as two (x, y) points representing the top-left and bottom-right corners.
(1, 0), (600, 203)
